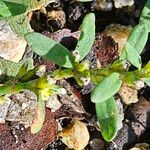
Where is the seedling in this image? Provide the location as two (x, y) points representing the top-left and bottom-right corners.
(0, 59), (66, 133)
(120, 0), (150, 68)
(0, 0), (150, 142)
(25, 2), (150, 140)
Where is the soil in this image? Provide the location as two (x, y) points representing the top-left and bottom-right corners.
(1, 0), (150, 150)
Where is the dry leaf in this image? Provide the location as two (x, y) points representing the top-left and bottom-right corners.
(59, 120), (89, 150)
(31, 96), (45, 134)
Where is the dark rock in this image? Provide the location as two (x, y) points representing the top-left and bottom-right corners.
(30, 2), (66, 32)
(125, 97), (150, 137)
(65, 2), (89, 31)
(0, 123), (17, 149)
(0, 109), (57, 150)
(106, 124), (137, 150)
(92, 34), (119, 67)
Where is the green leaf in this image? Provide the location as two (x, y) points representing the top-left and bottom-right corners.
(140, 0), (150, 32)
(120, 24), (148, 68)
(25, 32), (74, 68)
(31, 95), (45, 134)
(122, 24), (148, 55)
(96, 97), (119, 141)
(2, 0), (46, 36)
(123, 72), (138, 86)
(143, 61), (150, 74)
(20, 65), (45, 82)
(75, 13), (95, 61)
(0, 58), (33, 77)
(0, 1), (26, 17)
(143, 78), (150, 86)
(52, 69), (73, 80)
(15, 63), (29, 79)
(91, 73), (122, 103)
(125, 42), (142, 69)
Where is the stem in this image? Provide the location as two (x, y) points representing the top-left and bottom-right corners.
(20, 66), (44, 82)
(0, 79), (37, 96)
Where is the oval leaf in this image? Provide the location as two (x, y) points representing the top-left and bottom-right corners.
(125, 42), (142, 69)
(127, 24), (148, 54)
(143, 78), (150, 86)
(140, 0), (150, 32)
(25, 32), (74, 68)
(120, 24), (148, 68)
(0, 1), (26, 17)
(75, 13), (95, 61)
(91, 73), (122, 103)
(31, 95), (45, 134)
(96, 97), (119, 141)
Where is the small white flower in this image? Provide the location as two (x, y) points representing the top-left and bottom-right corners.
(72, 50), (80, 62)
(36, 65), (46, 77)
(59, 88), (67, 95)
(122, 60), (130, 69)
(81, 60), (90, 70)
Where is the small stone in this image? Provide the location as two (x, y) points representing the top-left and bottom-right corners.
(116, 98), (124, 130)
(126, 97), (150, 136)
(130, 143), (150, 150)
(46, 95), (61, 112)
(59, 120), (89, 150)
(103, 24), (132, 55)
(90, 138), (105, 150)
(93, 0), (113, 11)
(24, 90), (37, 100)
(0, 96), (11, 123)
(118, 83), (138, 105)
(0, 21), (26, 62)
(6, 92), (37, 126)
(114, 0), (134, 8)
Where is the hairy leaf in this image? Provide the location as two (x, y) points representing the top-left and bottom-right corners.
(91, 73), (122, 103)
(127, 24), (148, 54)
(121, 24), (148, 68)
(140, 0), (150, 32)
(25, 32), (74, 68)
(0, 1), (26, 17)
(3, 0), (46, 36)
(125, 42), (142, 69)
(95, 97), (119, 141)
(75, 13), (95, 61)
(31, 95), (45, 134)
(0, 58), (33, 77)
